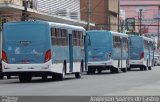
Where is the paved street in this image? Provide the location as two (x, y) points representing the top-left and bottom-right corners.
(0, 67), (160, 96)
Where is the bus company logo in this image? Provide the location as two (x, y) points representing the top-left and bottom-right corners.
(1, 96), (18, 102)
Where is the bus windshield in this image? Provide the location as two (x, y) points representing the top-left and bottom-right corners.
(89, 32), (110, 47)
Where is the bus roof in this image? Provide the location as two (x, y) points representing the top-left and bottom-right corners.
(4, 21), (85, 31)
(111, 31), (128, 38)
(48, 22), (85, 31)
(142, 36), (154, 42)
(129, 35), (155, 43)
(87, 30), (110, 33)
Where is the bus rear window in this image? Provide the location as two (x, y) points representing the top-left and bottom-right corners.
(130, 37), (142, 48)
(5, 25), (47, 41)
(89, 33), (110, 47)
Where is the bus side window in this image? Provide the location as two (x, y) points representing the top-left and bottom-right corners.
(113, 36), (116, 48)
(57, 28), (60, 46)
(144, 40), (148, 50)
(72, 31), (74, 45)
(61, 29), (67, 46)
(80, 31), (83, 46)
(117, 36), (121, 48)
(51, 27), (58, 46)
(73, 30), (80, 46)
(76, 31), (79, 46)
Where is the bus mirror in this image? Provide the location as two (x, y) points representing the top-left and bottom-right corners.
(153, 46), (156, 50)
(88, 39), (91, 46)
(129, 40), (132, 46)
(87, 34), (91, 46)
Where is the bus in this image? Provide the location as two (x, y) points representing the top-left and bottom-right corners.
(128, 35), (155, 71)
(2, 21), (87, 82)
(0, 30), (11, 79)
(87, 30), (129, 74)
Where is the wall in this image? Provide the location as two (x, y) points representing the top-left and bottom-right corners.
(120, 0), (160, 35)
(0, 0), (22, 6)
(80, 0), (119, 31)
(36, 0), (80, 20)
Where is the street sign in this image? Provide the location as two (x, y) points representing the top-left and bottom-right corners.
(126, 18), (135, 31)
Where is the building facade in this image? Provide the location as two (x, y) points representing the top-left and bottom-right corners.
(0, 0), (87, 26)
(80, 0), (119, 31)
(36, 0), (80, 20)
(120, 0), (160, 36)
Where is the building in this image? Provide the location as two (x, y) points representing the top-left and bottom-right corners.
(0, 0), (95, 58)
(36, 0), (80, 20)
(120, 0), (160, 36)
(80, 0), (119, 31)
(119, 9), (126, 33)
(0, 0), (89, 27)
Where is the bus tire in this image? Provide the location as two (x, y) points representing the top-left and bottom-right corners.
(111, 68), (119, 73)
(52, 73), (59, 81)
(0, 74), (3, 79)
(75, 61), (82, 78)
(81, 60), (84, 72)
(121, 68), (127, 72)
(127, 68), (131, 71)
(56, 64), (66, 81)
(110, 68), (115, 73)
(115, 68), (119, 73)
(148, 66), (152, 70)
(75, 72), (81, 78)
(87, 69), (91, 74)
(87, 71), (90, 74)
(97, 69), (102, 74)
(7, 75), (11, 79)
(19, 75), (32, 83)
(140, 67), (144, 71)
(87, 67), (96, 74)
(57, 73), (65, 81)
(91, 69), (96, 74)
(144, 66), (147, 71)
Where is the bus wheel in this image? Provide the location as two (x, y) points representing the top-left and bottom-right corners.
(127, 68), (131, 71)
(7, 75), (11, 79)
(121, 68), (127, 72)
(19, 75), (32, 83)
(0, 74), (4, 79)
(148, 66), (152, 70)
(144, 67), (147, 71)
(87, 67), (96, 74)
(111, 68), (119, 73)
(97, 69), (102, 74)
(58, 72), (65, 81)
(75, 62), (82, 78)
(115, 68), (119, 73)
(110, 68), (114, 73)
(140, 67), (144, 71)
(75, 72), (81, 78)
(56, 65), (66, 81)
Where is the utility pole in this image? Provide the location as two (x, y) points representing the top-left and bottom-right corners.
(118, 0), (120, 32)
(21, 0), (29, 21)
(154, 11), (160, 53)
(87, 0), (90, 30)
(139, 9), (143, 35)
(157, 14), (160, 53)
